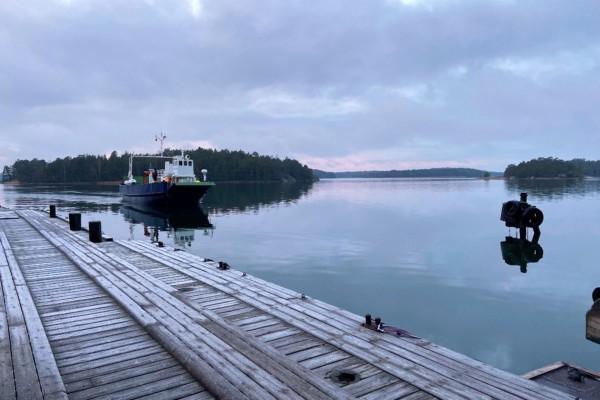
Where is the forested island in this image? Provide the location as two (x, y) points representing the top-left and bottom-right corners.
(9, 152), (600, 184)
(9, 148), (315, 183)
(504, 158), (600, 178)
(313, 168), (499, 179)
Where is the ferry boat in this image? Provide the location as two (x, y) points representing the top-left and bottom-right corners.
(119, 152), (215, 206)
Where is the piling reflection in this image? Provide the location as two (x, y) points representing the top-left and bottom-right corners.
(121, 205), (213, 247)
(500, 235), (544, 273)
(587, 288), (600, 345)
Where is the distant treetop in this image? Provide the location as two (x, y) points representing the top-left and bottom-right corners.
(312, 167), (499, 179)
(12, 147), (316, 183)
(503, 157), (600, 178)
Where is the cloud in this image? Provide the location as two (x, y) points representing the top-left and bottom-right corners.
(1, 0), (600, 170)
(488, 47), (600, 82)
(248, 88), (365, 118)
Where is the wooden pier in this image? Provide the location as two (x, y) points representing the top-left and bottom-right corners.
(0, 208), (576, 399)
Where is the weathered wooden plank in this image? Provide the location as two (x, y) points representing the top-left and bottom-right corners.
(0, 263), (16, 400)
(60, 351), (172, 384)
(268, 332), (310, 348)
(68, 367), (188, 400)
(51, 328), (143, 354)
(65, 358), (179, 392)
(0, 260), (44, 400)
(522, 362), (566, 379)
(219, 307), (260, 319)
(57, 340), (159, 368)
(30, 286), (104, 300)
(59, 346), (164, 376)
(260, 328), (305, 343)
(36, 298), (115, 314)
(180, 392), (215, 400)
(345, 371), (404, 396)
(41, 302), (114, 319)
(398, 391), (439, 400)
(45, 316), (132, 336)
(48, 320), (136, 341)
(49, 325), (139, 348)
(278, 339), (323, 356)
(55, 334), (150, 361)
(0, 235), (68, 400)
(313, 358), (381, 382)
(241, 318), (281, 332)
(103, 374), (205, 400)
(9, 322), (44, 399)
(205, 299), (243, 311)
(43, 308), (122, 327)
(138, 382), (208, 400)
(358, 382), (420, 400)
(234, 314), (273, 326)
(300, 350), (351, 370)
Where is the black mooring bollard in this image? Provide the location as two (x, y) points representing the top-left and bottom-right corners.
(365, 314), (372, 326)
(49, 205), (56, 218)
(69, 213), (81, 231)
(88, 221), (102, 243)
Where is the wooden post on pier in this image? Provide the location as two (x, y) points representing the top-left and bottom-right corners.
(68, 213), (81, 231)
(88, 221), (102, 242)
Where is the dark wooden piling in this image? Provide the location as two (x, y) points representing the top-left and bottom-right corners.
(68, 213), (81, 231)
(88, 221), (102, 243)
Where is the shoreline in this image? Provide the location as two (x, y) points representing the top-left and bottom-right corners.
(4, 176), (597, 186)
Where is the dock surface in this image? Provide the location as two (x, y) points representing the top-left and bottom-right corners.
(0, 209), (575, 399)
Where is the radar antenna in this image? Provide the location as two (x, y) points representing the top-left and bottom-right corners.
(155, 132), (167, 156)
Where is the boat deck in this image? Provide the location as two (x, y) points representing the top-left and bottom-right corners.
(0, 209), (576, 399)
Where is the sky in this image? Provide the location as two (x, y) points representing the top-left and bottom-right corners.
(1, 0), (599, 172)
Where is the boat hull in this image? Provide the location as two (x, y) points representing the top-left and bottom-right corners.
(119, 182), (213, 206)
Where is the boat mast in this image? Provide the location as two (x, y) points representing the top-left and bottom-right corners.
(155, 132), (167, 156)
(128, 154), (133, 181)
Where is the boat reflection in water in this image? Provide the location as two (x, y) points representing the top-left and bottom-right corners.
(121, 204), (213, 247)
(500, 232), (543, 273)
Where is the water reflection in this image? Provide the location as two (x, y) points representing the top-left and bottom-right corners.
(121, 205), (213, 247)
(202, 181), (314, 214)
(587, 288), (600, 345)
(500, 236), (544, 273)
(504, 178), (600, 200)
(0, 183), (120, 211)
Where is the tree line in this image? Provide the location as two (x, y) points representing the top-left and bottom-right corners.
(504, 157), (600, 178)
(11, 147), (316, 183)
(313, 167), (497, 179)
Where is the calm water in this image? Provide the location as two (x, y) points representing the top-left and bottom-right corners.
(1, 178), (599, 374)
